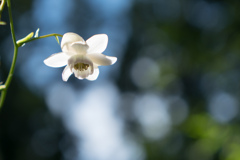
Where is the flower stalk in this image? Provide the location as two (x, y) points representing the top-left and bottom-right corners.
(0, 0), (18, 109)
(0, 0), (63, 110)
(17, 33), (63, 47)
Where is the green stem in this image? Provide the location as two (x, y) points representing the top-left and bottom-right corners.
(0, 0), (18, 109)
(0, 0), (63, 110)
(17, 33), (62, 47)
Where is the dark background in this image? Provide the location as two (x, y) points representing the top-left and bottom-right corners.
(1, 0), (240, 160)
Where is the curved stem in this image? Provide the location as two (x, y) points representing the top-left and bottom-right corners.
(0, 0), (18, 109)
(17, 33), (62, 47)
(36, 33), (63, 40)
(0, 0), (63, 110)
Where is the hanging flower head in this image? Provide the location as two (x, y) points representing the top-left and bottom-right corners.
(44, 32), (117, 81)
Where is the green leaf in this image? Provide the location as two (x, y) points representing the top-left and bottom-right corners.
(17, 32), (34, 47)
(55, 36), (60, 44)
(34, 28), (40, 38)
(0, 21), (6, 25)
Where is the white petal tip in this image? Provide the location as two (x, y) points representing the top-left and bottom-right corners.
(43, 59), (51, 67)
(77, 77), (84, 80)
(62, 66), (73, 81)
(43, 52), (69, 68)
(110, 57), (117, 65)
(87, 78), (98, 81)
(86, 34), (108, 53)
(86, 67), (99, 81)
(62, 76), (70, 82)
(62, 75), (69, 82)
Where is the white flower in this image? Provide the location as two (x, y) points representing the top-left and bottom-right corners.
(44, 32), (117, 81)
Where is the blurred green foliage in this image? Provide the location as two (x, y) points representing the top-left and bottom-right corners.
(118, 0), (240, 160)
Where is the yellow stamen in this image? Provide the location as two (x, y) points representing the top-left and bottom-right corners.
(74, 63), (89, 71)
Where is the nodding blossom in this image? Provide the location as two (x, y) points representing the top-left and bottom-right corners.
(44, 32), (117, 81)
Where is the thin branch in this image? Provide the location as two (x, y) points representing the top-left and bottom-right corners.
(17, 33), (63, 47)
(0, 0), (63, 109)
(0, 0), (18, 109)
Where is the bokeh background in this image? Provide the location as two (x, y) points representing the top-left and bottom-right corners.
(1, 0), (240, 160)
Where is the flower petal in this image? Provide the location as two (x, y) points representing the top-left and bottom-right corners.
(44, 52), (69, 68)
(87, 53), (117, 66)
(73, 69), (91, 79)
(86, 34), (108, 53)
(77, 75), (83, 80)
(62, 65), (73, 81)
(61, 32), (86, 53)
(86, 67), (99, 81)
(71, 43), (88, 55)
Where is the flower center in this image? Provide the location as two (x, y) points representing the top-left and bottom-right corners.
(74, 63), (89, 71)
